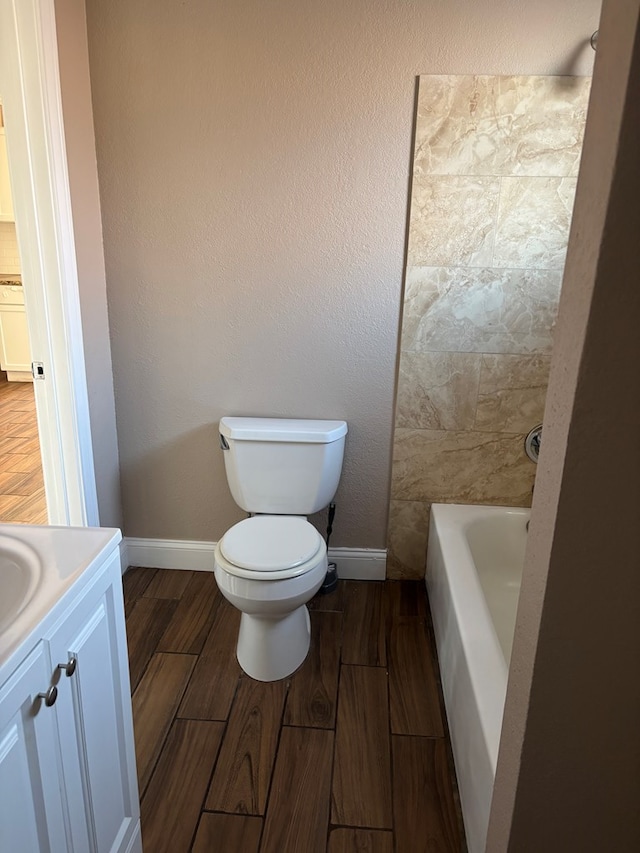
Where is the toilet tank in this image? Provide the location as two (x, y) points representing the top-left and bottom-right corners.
(219, 417), (348, 514)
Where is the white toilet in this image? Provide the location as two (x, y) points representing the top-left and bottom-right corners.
(214, 416), (348, 682)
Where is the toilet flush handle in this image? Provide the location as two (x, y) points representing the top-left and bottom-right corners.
(219, 434), (230, 450)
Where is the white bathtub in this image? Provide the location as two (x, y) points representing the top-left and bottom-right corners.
(425, 503), (529, 853)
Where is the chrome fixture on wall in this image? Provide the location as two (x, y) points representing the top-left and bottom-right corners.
(525, 424), (543, 463)
(591, 30), (598, 51)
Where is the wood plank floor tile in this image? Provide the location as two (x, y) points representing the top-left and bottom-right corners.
(388, 619), (444, 737)
(0, 452), (42, 474)
(123, 577), (466, 852)
(205, 676), (288, 815)
(0, 489), (47, 523)
(142, 568), (193, 599)
(2, 422), (39, 440)
(283, 610), (342, 728)
(14, 437), (40, 456)
(342, 582), (386, 666)
(4, 402), (36, 414)
(192, 813), (262, 853)
(19, 470), (43, 492)
(0, 470), (41, 495)
(384, 579), (428, 622)
(0, 494), (24, 515)
(0, 436), (33, 454)
(122, 566), (158, 604)
(178, 599), (241, 720)
(0, 378), (45, 525)
(308, 582), (346, 612)
(392, 736), (462, 853)
(141, 719), (224, 853)
(156, 570), (220, 655)
(260, 726), (333, 853)
(328, 828), (394, 853)
(132, 652), (197, 794)
(0, 408), (35, 424)
(126, 597), (178, 691)
(331, 665), (392, 829)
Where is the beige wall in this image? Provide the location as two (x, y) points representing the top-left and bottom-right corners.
(488, 0), (640, 847)
(84, 0), (599, 546)
(388, 75), (590, 578)
(55, 0), (123, 528)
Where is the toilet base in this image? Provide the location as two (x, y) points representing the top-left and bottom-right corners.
(236, 604), (312, 682)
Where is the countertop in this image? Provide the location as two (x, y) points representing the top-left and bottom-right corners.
(0, 524), (122, 676)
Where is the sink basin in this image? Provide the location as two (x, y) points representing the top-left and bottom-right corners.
(0, 534), (42, 635)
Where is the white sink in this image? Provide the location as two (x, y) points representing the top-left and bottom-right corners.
(0, 524), (122, 669)
(0, 534), (42, 635)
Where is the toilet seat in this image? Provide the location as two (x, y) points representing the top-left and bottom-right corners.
(217, 515), (326, 581)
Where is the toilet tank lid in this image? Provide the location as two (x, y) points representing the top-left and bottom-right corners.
(219, 417), (348, 443)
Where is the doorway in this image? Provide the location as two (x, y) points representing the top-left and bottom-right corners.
(0, 0), (100, 528)
(0, 101), (47, 524)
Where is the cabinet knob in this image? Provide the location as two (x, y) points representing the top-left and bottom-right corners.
(58, 657), (77, 677)
(37, 686), (58, 707)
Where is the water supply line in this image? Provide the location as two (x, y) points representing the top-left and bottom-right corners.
(318, 502), (338, 594)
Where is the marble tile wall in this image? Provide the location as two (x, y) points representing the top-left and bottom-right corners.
(387, 75), (590, 579)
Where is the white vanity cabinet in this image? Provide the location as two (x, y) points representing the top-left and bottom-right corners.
(0, 642), (69, 851)
(0, 533), (141, 853)
(0, 283), (31, 381)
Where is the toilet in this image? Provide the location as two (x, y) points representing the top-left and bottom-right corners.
(214, 416), (348, 682)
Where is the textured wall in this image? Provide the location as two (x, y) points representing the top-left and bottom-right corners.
(388, 75), (591, 578)
(84, 0), (599, 548)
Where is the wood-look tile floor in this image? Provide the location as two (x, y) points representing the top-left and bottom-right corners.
(123, 569), (467, 853)
(0, 374), (47, 523)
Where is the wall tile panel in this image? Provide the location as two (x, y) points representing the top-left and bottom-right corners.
(387, 74), (589, 578)
(395, 352), (480, 430)
(408, 176), (499, 267)
(493, 177), (577, 269)
(474, 354), (551, 433)
(401, 266), (562, 355)
(391, 428), (535, 506)
(386, 499), (431, 580)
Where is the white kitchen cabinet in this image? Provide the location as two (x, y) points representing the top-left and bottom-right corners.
(0, 532), (141, 853)
(0, 283), (32, 380)
(0, 127), (15, 222)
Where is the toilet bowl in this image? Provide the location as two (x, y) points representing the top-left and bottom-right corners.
(213, 515), (328, 681)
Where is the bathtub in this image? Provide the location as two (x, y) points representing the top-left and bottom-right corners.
(425, 503), (529, 853)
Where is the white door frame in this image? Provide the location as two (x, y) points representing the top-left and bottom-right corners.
(0, 0), (98, 526)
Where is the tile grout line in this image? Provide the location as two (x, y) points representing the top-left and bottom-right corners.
(135, 653), (198, 801)
(325, 611), (345, 849)
(386, 593), (397, 853)
(184, 712), (229, 853)
(254, 677), (291, 852)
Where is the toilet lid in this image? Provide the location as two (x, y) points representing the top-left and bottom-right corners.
(220, 516), (323, 572)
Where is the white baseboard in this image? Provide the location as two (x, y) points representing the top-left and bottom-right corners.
(326, 547), (386, 580)
(123, 537), (387, 581)
(124, 538), (217, 572)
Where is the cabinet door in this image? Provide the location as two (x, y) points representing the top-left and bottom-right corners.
(49, 564), (139, 853)
(0, 128), (15, 221)
(0, 643), (68, 852)
(0, 305), (31, 372)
